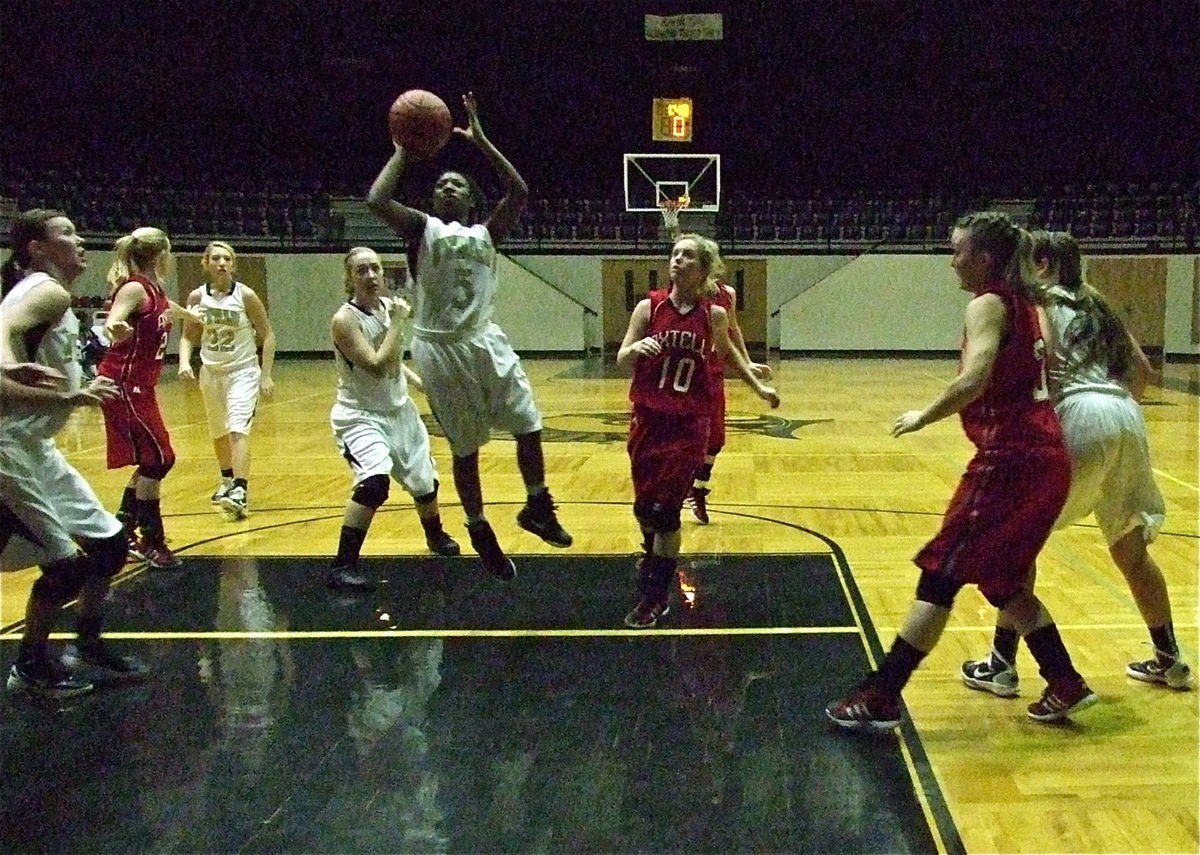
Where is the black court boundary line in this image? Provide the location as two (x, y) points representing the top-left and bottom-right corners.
(5, 496), (1193, 635)
(146, 499), (1200, 542)
(721, 509), (967, 855)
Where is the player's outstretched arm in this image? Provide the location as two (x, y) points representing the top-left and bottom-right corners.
(366, 144), (428, 242)
(892, 293), (1003, 436)
(456, 92), (528, 244)
(104, 279), (150, 344)
(177, 287), (203, 380)
(712, 306), (778, 407)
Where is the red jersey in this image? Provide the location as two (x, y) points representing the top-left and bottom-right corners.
(630, 290), (717, 416)
(959, 281), (1061, 451)
(706, 281), (735, 377)
(99, 274), (172, 388)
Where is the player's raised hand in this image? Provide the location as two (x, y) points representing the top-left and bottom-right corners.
(454, 91), (484, 145)
(749, 361), (772, 380)
(387, 295), (412, 320)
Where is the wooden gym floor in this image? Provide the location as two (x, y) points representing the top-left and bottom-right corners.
(1, 356), (1196, 854)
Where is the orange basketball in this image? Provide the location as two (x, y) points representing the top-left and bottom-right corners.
(388, 89), (453, 157)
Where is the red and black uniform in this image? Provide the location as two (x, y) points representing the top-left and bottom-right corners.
(701, 281), (735, 455)
(915, 281), (1070, 605)
(98, 274), (175, 472)
(628, 290), (717, 514)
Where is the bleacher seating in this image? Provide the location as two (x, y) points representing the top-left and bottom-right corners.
(2, 168), (1196, 252)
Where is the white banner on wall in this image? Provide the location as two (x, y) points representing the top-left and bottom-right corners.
(644, 14), (724, 41)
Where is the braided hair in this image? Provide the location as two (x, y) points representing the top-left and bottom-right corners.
(954, 211), (1046, 304)
(1032, 230), (1132, 379)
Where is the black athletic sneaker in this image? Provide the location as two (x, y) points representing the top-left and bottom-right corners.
(961, 653), (1020, 697)
(624, 595), (670, 629)
(623, 555), (672, 628)
(467, 520), (516, 580)
(327, 565), (375, 592)
(425, 529), (462, 557)
(7, 657), (94, 699)
(64, 640), (150, 684)
(825, 683), (903, 732)
(687, 486), (711, 525)
(1026, 679), (1099, 722)
(516, 491), (573, 548)
(1127, 653), (1193, 690)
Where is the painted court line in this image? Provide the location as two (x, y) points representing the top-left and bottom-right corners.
(2, 626), (866, 641)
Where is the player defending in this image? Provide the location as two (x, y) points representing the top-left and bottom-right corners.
(660, 200), (771, 524)
(825, 212), (1096, 729)
(366, 92), (570, 580)
(1, 209), (149, 697)
(960, 230), (1191, 693)
(326, 247), (460, 592)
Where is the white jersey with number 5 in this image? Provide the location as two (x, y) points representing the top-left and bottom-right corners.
(198, 282), (258, 372)
(412, 216), (497, 337)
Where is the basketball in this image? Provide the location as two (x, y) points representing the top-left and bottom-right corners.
(388, 89), (453, 157)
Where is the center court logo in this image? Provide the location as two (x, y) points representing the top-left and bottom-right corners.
(421, 412), (830, 444)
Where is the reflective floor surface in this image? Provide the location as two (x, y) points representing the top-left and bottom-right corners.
(0, 554), (958, 854)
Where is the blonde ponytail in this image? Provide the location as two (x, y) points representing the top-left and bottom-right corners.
(106, 227), (172, 295)
(676, 232), (726, 298)
(106, 234), (135, 294)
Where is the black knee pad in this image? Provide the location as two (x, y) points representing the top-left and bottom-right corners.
(31, 554), (90, 603)
(414, 480), (439, 507)
(633, 498), (655, 529)
(915, 570), (963, 608)
(138, 458), (175, 481)
(984, 589), (1014, 610)
(78, 530), (128, 579)
(352, 474), (390, 509)
(633, 499), (680, 534)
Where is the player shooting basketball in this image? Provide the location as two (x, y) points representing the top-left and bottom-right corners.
(366, 92), (572, 581)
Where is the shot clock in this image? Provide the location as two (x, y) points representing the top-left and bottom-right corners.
(652, 97), (693, 142)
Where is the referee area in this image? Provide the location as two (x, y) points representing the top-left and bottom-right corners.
(0, 357), (1196, 853)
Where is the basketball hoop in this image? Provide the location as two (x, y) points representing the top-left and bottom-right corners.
(623, 153), (720, 213)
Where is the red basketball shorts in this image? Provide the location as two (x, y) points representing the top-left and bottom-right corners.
(915, 443), (1070, 606)
(628, 405), (709, 512)
(101, 384), (175, 472)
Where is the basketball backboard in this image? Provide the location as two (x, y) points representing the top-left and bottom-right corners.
(623, 153), (721, 213)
